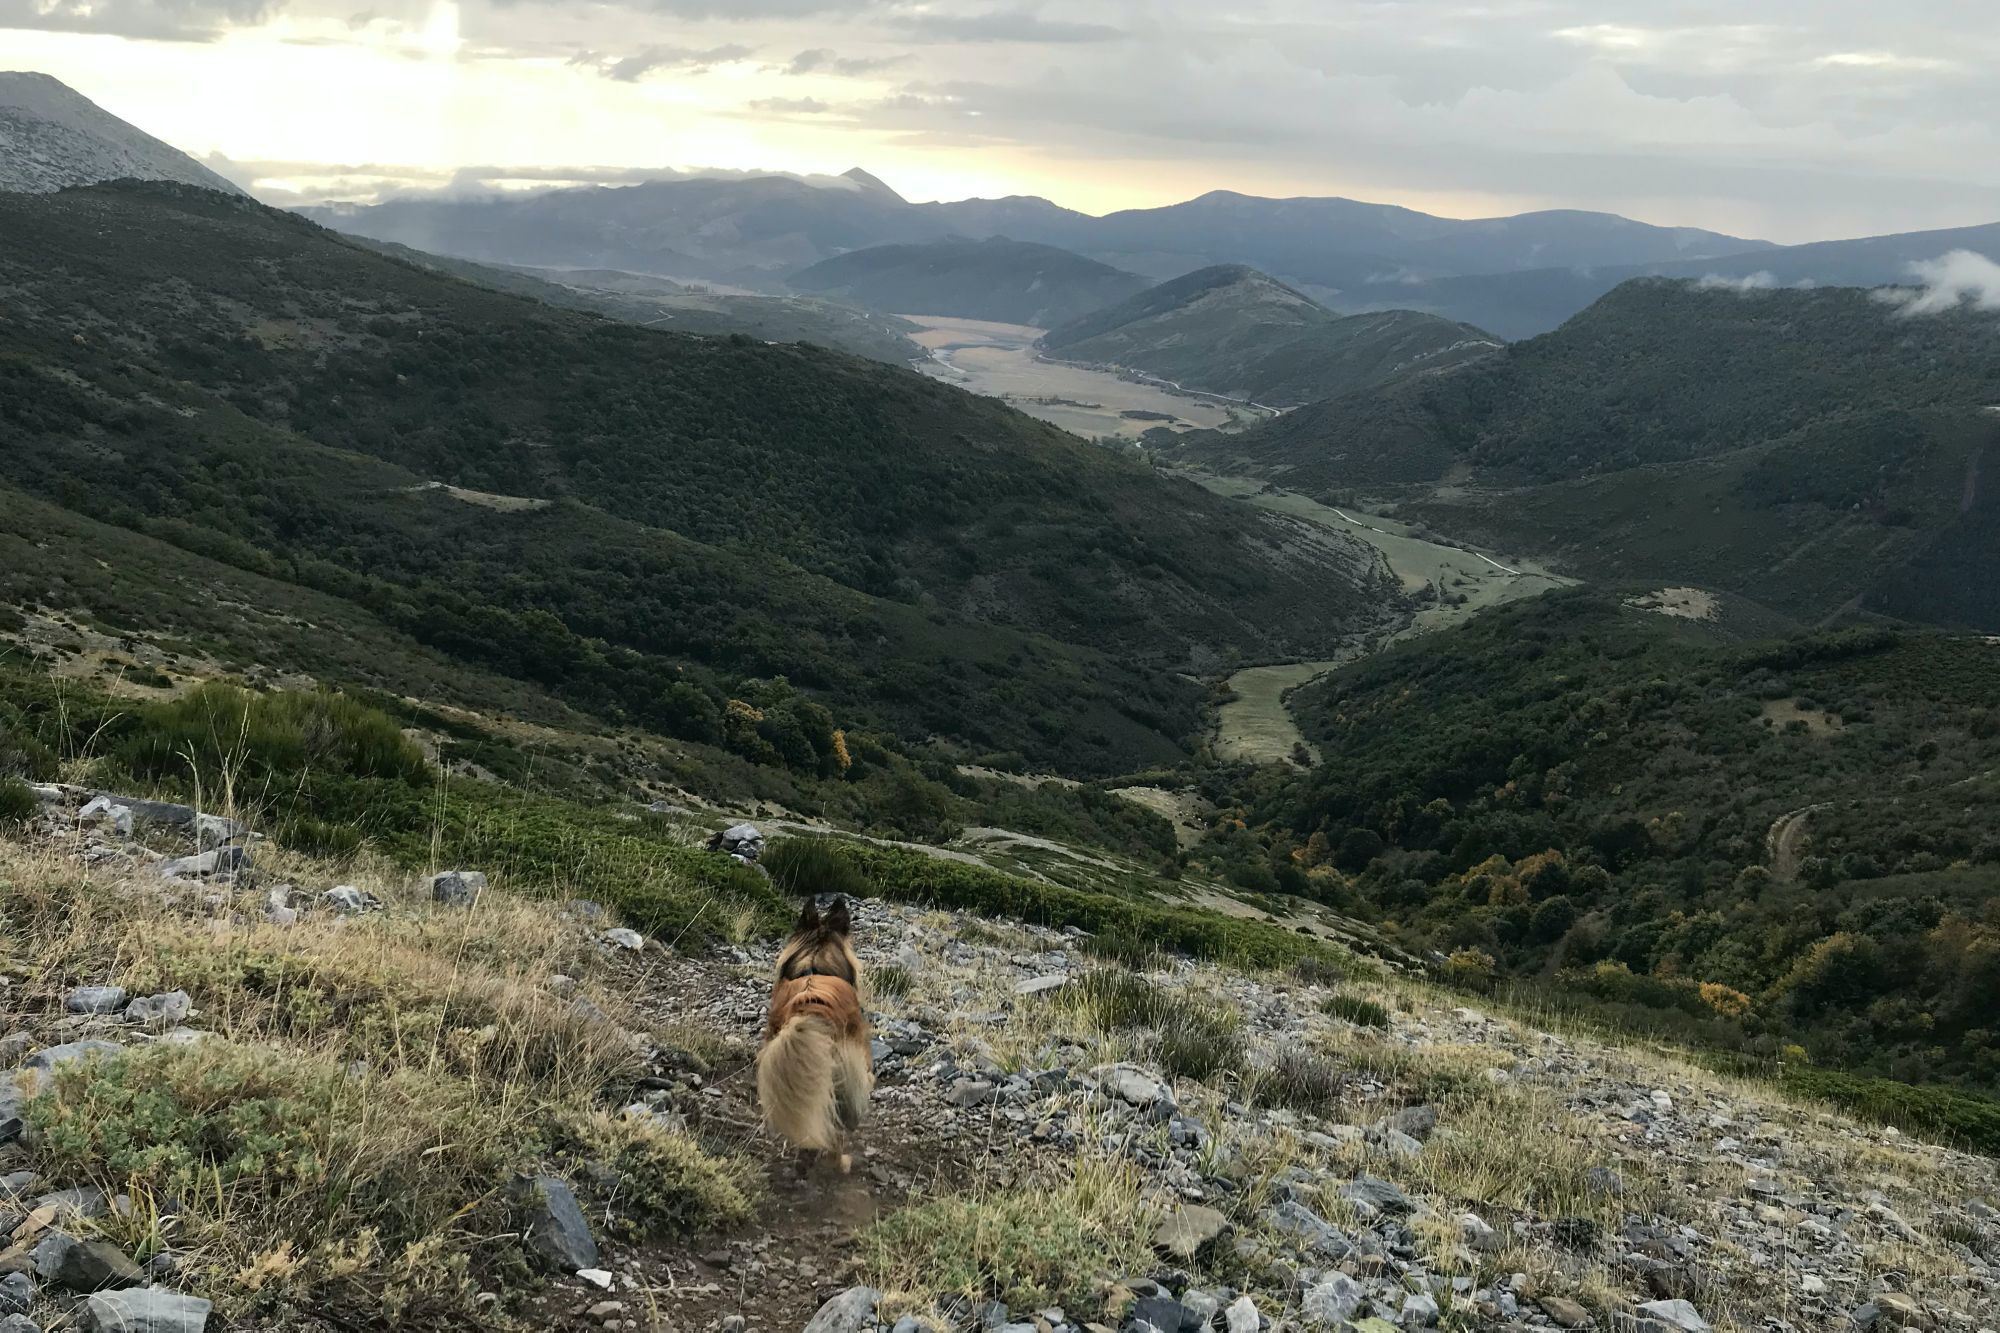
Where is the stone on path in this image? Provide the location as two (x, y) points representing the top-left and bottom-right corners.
(1152, 1204), (1229, 1261)
(801, 1286), (879, 1333)
(82, 1288), (213, 1332)
(512, 1175), (597, 1272)
(431, 870), (487, 906)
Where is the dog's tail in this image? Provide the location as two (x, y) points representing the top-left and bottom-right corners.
(759, 1012), (852, 1152)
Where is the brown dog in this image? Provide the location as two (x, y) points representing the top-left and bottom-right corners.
(757, 895), (874, 1173)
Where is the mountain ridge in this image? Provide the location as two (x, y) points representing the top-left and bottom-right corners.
(0, 70), (244, 195)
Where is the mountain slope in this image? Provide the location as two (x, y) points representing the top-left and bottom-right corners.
(1169, 278), (2000, 628)
(0, 182), (1397, 775)
(0, 71), (243, 194)
(1040, 265), (1501, 406)
(788, 237), (1150, 327)
(352, 238), (927, 365)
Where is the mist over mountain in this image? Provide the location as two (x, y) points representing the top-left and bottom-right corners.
(0, 70), (244, 195)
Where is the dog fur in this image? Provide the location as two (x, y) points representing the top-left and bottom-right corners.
(756, 894), (873, 1170)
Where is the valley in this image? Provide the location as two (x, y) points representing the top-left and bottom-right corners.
(905, 316), (1253, 439)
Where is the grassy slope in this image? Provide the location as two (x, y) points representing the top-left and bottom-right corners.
(1042, 265), (1501, 407)
(0, 183), (1397, 774)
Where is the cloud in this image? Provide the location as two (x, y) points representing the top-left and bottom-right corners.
(1879, 250), (2000, 316)
(1695, 271), (1779, 293)
(0, 0), (283, 41)
(489, 0), (881, 15)
(890, 8), (1124, 44)
(786, 47), (907, 76)
(569, 43), (755, 81)
(748, 96), (836, 115)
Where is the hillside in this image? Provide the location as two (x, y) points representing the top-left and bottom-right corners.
(0, 182), (1400, 781)
(1, 680), (1994, 1332)
(1232, 590), (2000, 1089)
(0, 71), (244, 195)
(1040, 265), (1501, 407)
(352, 239), (926, 365)
(788, 237), (1150, 327)
(1168, 279), (2000, 629)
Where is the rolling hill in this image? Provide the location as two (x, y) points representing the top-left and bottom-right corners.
(1168, 278), (2000, 629)
(0, 182), (1399, 779)
(788, 237), (1150, 327)
(0, 70), (244, 194)
(1039, 265), (1501, 407)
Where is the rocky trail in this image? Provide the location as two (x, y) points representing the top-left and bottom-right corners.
(0, 789), (1995, 1333)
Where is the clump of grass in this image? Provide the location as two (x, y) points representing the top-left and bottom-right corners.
(763, 835), (870, 902)
(861, 1160), (1148, 1310)
(25, 1038), (521, 1312)
(1292, 955), (1347, 987)
(566, 1112), (758, 1236)
(1061, 971), (1244, 1085)
(1083, 927), (1165, 968)
(0, 776), (34, 825)
(1251, 1049), (1351, 1115)
(1323, 993), (1391, 1029)
(870, 964), (914, 999)
(957, 919), (1028, 949)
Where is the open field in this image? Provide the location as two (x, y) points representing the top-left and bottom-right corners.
(1203, 474), (1575, 765)
(904, 316), (1247, 440)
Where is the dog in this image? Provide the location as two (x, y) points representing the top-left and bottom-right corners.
(756, 894), (874, 1174)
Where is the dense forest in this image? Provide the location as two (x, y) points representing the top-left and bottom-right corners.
(1214, 591), (2000, 1088)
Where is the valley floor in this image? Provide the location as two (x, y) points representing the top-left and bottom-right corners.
(1, 790), (1994, 1333)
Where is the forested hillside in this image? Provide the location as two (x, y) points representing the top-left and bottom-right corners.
(1227, 591), (2000, 1088)
(1041, 265), (1500, 407)
(0, 183), (1396, 779)
(789, 236), (1150, 327)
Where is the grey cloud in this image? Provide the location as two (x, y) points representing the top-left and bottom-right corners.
(889, 8), (1124, 44)
(786, 48), (908, 76)
(1880, 251), (2000, 315)
(569, 43), (756, 80)
(0, 0), (283, 41)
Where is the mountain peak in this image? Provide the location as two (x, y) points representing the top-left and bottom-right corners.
(841, 167), (905, 202)
(0, 70), (245, 196)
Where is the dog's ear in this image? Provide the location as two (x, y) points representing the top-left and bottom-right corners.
(797, 896), (821, 932)
(824, 895), (852, 936)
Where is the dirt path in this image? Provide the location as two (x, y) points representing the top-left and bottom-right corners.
(1767, 803), (1829, 881)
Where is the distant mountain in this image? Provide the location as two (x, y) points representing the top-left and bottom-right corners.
(1039, 265), (1500, 407)
(355, 239), (926, 365)
(1337, 219), (2000, 339)
(0, 72), (243, 195)
(301, 171), (1769, 306)
(789, 237), (1150, 328)
(1169, 277), (2000, 629)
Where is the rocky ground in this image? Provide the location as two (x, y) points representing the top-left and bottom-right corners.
(0, 787), (1995, 1333)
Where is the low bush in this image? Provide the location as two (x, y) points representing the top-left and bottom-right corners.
(763, 835), (870, 903)
(0, 777), (34, 826)
(120, 682), (429, 791)
(1291, 955), (1347, 987)
(1250, 1049), (1350, 1115)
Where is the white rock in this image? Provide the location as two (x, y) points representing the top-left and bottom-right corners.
(1635, 1299), (1711, 1333)
(602, 928), (645, 951)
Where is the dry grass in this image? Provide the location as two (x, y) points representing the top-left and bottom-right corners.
(0, 836), (749, 1320)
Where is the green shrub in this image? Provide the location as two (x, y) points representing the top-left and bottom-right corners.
(0, 777), (35, 826)
(119, 682), (429, 791)
(1082, 928), (1165, 968)
(762, 835), (870, 903)
(1781, 1067), (2000, 1155)
(1323, 993), (1391, 1029)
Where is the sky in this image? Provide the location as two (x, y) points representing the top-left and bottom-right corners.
(6, 0), (2000, 243)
